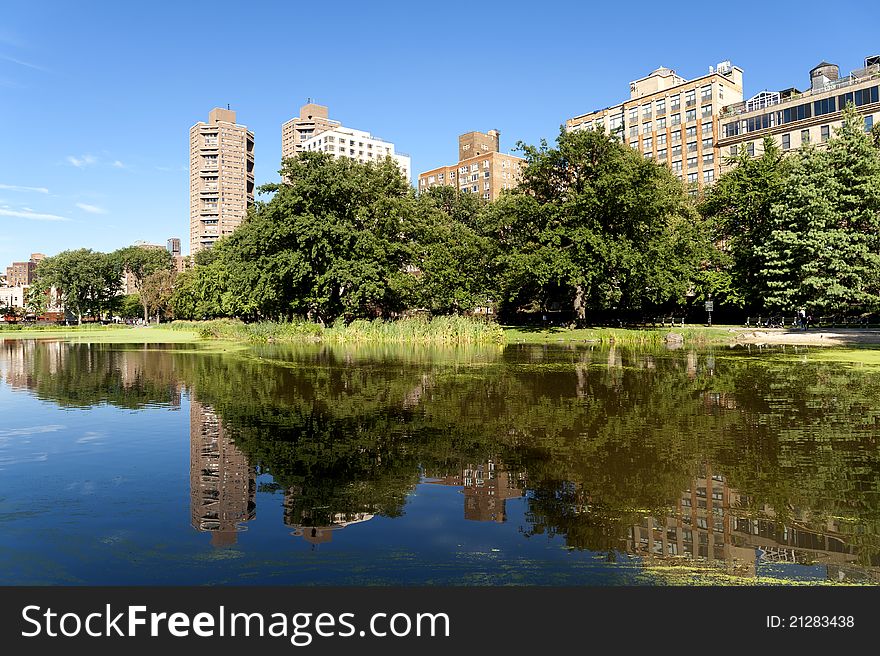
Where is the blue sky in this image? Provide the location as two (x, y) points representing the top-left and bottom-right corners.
(1, 0), (877, 258)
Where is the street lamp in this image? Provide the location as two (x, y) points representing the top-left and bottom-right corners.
(705, 293), (714, 327)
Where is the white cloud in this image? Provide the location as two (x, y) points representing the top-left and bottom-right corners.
(0, 183), (49, 194)
(75, 202), (107, 214)
(112, 160), (126, 169)
(67, 154), (97, 168)
(0, 54), (47, 72)
(0, 208), (70, 221)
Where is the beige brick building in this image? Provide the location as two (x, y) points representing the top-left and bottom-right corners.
(717, 56), (880, 171)
(4, 253), (44, 288)
(282, 102), (411, 180)
(189, 108), (254, 255)
(566, 62), (744, 193)
(417, 130), (524, 201)
(281, 102), (341, 160)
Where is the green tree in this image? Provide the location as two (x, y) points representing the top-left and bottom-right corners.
(117, 293), (143, 321)
(34, 249), (121, 324)
(23, 286), (48, 318)
(700, 136), (786, 309)
(140, 269), (177, 322)
(491, 127), (705, 322)
(197, 152), (416, 323)
(112, 246), (173, 322)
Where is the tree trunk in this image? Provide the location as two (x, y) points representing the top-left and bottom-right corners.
(142, 300), (149, 324)
(574, 285), (587, 324)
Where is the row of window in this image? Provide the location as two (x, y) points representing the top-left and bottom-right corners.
(731, 115), (876, 156)
(722, 85), (879, 137)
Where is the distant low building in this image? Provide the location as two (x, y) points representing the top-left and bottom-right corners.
(418, 130), (524, 201)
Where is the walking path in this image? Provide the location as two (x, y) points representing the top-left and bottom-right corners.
(728, 328), (880, 346)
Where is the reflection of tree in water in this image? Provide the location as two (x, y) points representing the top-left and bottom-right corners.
(6, 339), (880, 576)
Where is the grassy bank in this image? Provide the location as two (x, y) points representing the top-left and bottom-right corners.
(503, 325), (736, 345)
(168, 316), (505, 345)
(0, 325), (199, 343)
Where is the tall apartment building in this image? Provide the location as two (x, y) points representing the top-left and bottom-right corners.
(717, 55), (880, 171)
(281, 102), (411, 180)
(417, 130), (524, 200)
(281, 102), (341, 159)
(566, 62), (744, 191)
(189, 108), (254, 255)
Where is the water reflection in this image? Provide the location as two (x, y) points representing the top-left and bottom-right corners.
(189, 400), (256, 547)
(1, 338), (879, 584)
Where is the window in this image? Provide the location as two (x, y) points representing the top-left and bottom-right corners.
(643, 136), (653, 151)
(746, 142), (755, 156)
(671, 145), (682, 157)
(670, 94), (681, 111)
(702, 122), (713, 135)
(629, 108), (638, 122)
(657, 147), (667, 160)
(657, 117), (666, 130)
(687, 172), (698, 184)
(801, 129), (810, 145)
(655, 99), (666, 114)
(702, 137), (713, 149)
(630, 140), (639, 150)
(484, 171), (490, 178)
(730, 144), (738, 156)
(687, 156), (697, 169)
(671, 114), (681, 126)
(630, 126), (639, 138)
(685, 89), (696, 106)
(685, 109), (697, 123)
(642, 121), (652, 134)
(702, 152), (714, 164)
(701, 104), (713, 118)
(866, 115), (875, 132)
(484, 182), (490, 190)
(657, 133), (667, 146)
(821, 125), (830, 142)
(642, 104), (652, 118)
(701, 84), (712, 101)
(782, 133), (790, 150)
(671, 131), (681, 144)
(671, 160), (682, 172)
(687, 141), (697, 153)
(685, 126), (697, 138)
(703, 169), (715, 183)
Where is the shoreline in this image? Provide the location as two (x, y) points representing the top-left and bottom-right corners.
(2, 324), (880, 347)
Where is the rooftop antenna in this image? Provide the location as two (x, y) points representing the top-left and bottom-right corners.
(227, 103), (230, 110)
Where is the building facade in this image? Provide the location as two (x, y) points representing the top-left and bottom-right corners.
(566, 62), (744, 192)
(417, 130), (524, 201)
(189, 108), (255, 255)
(717, 56), (880, 171)
(282, 103), (411, 180)
(281, 102), (341, 160)
(4, 253), (44, 288)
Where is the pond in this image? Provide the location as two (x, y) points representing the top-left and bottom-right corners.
(1, 339), (878, 585)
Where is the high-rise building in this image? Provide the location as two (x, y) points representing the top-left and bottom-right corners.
(717, 55), (880, 172)
(566, 62), (744, 192)
(281, 103), (411, 180)
(166, 238), (181, 256)
(427, 460), (524, 523)
(417, 130), (524, 201)
(189, 108), (255, 255)
(281, 102), (341, 160)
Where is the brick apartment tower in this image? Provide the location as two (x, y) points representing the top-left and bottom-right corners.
(189, 108), (254, 255)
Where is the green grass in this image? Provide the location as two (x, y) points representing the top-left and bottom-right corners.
(168, 316), (505, 345)
(0, 325), (199, 343)
(502, 325), (736, 345)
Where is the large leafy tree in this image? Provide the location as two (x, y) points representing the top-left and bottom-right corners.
(193, 152), (417, 323)
(700, 136), (787, 310)
(489, 127), (706, 322)
(112, 246), (173, 322)
(758, 106), (880, 314)
(34, 249), (121, 323)
(140, 269), (177, 322)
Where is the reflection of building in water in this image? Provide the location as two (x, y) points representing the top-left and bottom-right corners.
(627, 466), (879, 582)
(189, 399), (255, 547)
(282, 486), (374, 546)
(428, 460), (525, 522)
(1, 339), (63, 390)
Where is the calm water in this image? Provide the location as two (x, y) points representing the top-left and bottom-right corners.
(1, 339), (878, 585)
